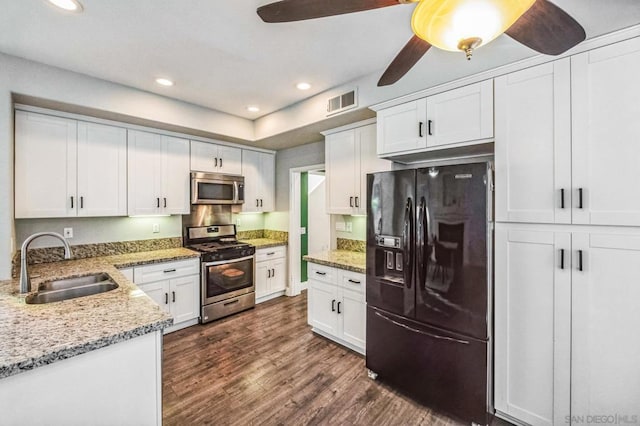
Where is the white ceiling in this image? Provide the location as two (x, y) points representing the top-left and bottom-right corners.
(1, 0), (640, 122)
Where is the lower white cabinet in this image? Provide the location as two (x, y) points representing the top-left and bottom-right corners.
(307, 263), (365, 354)
(133, 259), (200, 333)
(255, 246), (287, 303)
(495, 224), (640, 425)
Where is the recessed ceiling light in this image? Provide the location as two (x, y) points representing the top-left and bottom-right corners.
(296, 82), (312, 91)
(47, 0), (83, 12)
(247, 106), (260, 113)
(155, 78), (174, 87)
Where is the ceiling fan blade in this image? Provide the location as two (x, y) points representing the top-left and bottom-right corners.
(378, 35), (431, 87)
(257, 0), (402, 23)
(506, 0), (586, 55)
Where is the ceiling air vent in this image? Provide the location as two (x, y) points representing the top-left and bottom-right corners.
(326, 88), (357, 116)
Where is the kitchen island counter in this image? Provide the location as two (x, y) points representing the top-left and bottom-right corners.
(304, 250), (366, 274)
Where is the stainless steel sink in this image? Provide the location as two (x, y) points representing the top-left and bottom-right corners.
(25, 273), (119, 304)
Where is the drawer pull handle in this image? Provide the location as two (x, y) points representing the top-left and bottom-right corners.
(348, 279), (361, 284)
(163, 269), (176, 273)
(267, 252), (275, 256)
(224, 299), (239, 306)
(315, 271), (327, 276)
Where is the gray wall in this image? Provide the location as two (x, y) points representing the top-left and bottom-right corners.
(275, 140), (325, 211)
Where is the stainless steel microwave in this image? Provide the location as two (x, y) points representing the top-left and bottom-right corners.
(191, 172), (244, 205)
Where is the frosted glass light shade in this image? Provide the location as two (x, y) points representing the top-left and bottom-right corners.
(411, 0), (535, 52)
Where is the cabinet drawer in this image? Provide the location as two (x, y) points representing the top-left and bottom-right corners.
(134, 259), (200, 284)
(308, 263), (336, 284)
(256, 246), (286, 262)
(339, 270), (365, 294)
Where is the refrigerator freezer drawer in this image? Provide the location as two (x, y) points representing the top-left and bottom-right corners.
(366, 306), (490, 425)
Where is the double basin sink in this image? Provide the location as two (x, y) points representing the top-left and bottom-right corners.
(25, 273), (119, 304)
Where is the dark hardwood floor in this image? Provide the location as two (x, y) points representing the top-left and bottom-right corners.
(163, 293), (509, 426)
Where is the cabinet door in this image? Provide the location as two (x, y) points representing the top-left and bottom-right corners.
(170, 275), (200, 324)
(139, 280), (171, 315)
(308, 280), (339, 336)
(242, 150), (261, 212)
(572, 38), (640, 226)
(339, 288), (366, 351)
(77, 122), (127, 217)
(15, 111), (77, 218)
(426, 80), (493, 148)
(259, 152), (276, 212)
(217, 145), (242, 175)
(494, 226), (570, 426)
(128, 130), (161, 216)
(190, 140), (218, 172)
(326, 130), (357, 214)
(357, 124), (390, 215)
(162, 135), (190, 215)
(270, 257), (286, 293)
(495, 60), (572, 224)
(572, 232), (640, 416)
(255, 262), (270, 299)
(377, 99), (427, 156)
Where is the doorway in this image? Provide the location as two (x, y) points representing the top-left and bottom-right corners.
(288, 164), (329, 296)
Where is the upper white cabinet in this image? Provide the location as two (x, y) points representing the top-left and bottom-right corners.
(242, 150), (275, 212)
(496, 38), (640, 227)
(128, 130), (190, 216)
(571, 37), (640, 227)
(15, 111), (127, 218)
(425, 80), (494, 148)
(326, 121), (391, 215)
(376, 81), (494, 157)
(191, 140), (242, 175)
(495, 59), (572, 224)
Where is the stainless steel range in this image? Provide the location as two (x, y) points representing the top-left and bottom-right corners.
(185, 224), (256, 323)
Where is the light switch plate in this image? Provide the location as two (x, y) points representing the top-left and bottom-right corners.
(300, 227), (306, 235)
(335, 221), (346, 231)
(152, 224), (160, 233)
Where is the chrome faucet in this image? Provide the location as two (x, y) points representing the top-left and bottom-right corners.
(20, 232), (73, 294)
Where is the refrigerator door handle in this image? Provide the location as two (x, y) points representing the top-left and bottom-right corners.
(374, 311), (470, 345)
(403, 197), (414, 289)
(417, 197), (428, 289)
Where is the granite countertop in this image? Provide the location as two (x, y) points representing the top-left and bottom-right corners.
(304, 250), (366, 274)
(0, 247), (199, 380)
(241, 238), (288, 249)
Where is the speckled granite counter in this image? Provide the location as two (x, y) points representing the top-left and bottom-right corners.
(241, 238), (287, 249)
(304, 250), (366, 274)
(0, 247), (199, 379)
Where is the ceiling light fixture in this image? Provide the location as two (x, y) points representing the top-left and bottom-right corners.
(296, 82), (311, 91)
(155, 78), (174, 87)
(411, 0), (536, 59)
(47, 0), (83, 12)
(247, 106), (260, 113)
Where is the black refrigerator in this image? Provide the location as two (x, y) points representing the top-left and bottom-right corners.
(366, 163), (492, 425)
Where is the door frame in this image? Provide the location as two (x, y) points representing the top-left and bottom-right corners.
(288, 163), (325, 296)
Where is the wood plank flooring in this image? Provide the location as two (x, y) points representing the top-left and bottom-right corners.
(163, 293), (508, 426)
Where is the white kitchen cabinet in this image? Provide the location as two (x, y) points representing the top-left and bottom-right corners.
(133, 258), (200, 333)
(425, 80), (494, 148)
(376, 81), (493, 157)
(495, 59), (572, 224)
(325, 121), (390, 215)
(128, 130), (190, 216)
(307, 263), (365, 354)
(190, 140), (242, 175)
(495, 224), (640, 424)
(377, 99), (427, 156)
(494, 226), (570, 426)
(255, 246), (287, 303)
(15, 111), (127, 218)
(572, 37), (640, 227)
(242, 150), (275, 212)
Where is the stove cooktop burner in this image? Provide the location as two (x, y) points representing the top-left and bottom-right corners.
(187, 240), (249, 252)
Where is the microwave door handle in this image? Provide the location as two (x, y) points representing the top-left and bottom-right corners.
(233, 181), (239, 203)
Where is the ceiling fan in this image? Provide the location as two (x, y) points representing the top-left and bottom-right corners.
(257, 0), (586, 86)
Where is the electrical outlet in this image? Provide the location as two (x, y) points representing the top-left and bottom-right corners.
(346, 222), (353, 232)
(236, 218), (242, 227)
(63, 228), (73, 238)
(152, 223), (160, 233)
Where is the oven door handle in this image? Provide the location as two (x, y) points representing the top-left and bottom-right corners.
(202, 255), (255, 267)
